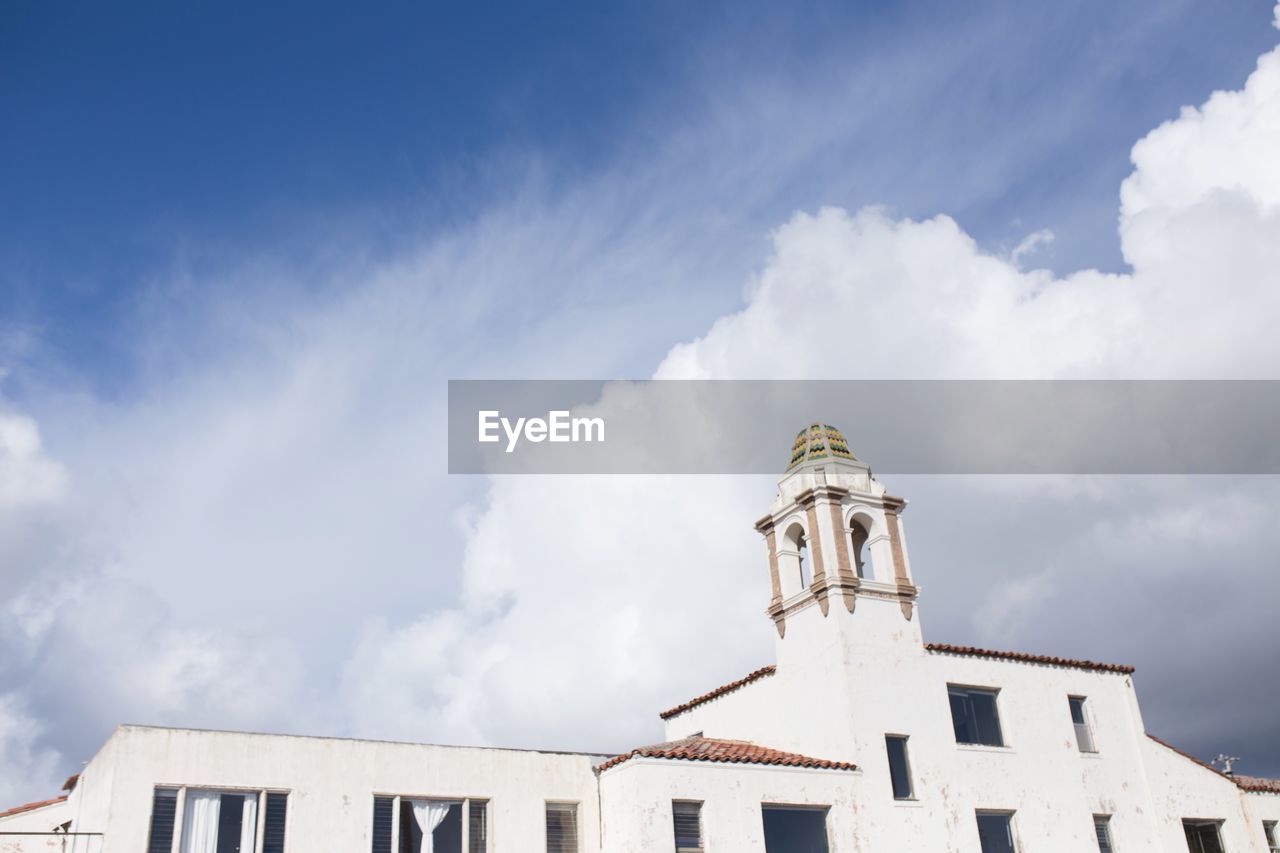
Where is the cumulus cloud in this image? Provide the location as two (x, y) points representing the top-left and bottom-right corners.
(0, 412), (65, 510)
(3, 1), (1280, 807)
(342, 34), (1280, 771)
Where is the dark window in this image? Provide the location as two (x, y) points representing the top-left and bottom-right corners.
(546, 803), (578, 853)
(146, 788), (179, 853)
(949, 686), (1004, 746)
(850, 524), (870, 579)
(885, 736), (913, 800)
(1070, 697), (1097, 752)
(797, 532), (811, 588)
(761, 805), (829, 853)
(673, 801), (703, 851)
(468, 800), (488, 853)
(1183, 819), (1225, 853)
(216, 794), (246, 853)
(398, 801), (463, 853)
(1094, 815), (1113, 852)
(262, 793), (288, 853)
(976, 812), (1017, 853)
(1265, 821), (1278, 853)
(372, 796), (394, 853)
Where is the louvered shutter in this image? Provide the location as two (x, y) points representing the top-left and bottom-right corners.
(673, 801), (703, 851)
(262, 792), (288, 853)
(545, 803), (578, 853)
(146, 788), (178, 853)
(468, 800), (488, 853)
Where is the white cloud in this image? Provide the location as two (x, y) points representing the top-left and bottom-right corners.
(0, 412), (66, 510)
(0, 692), (62, 807)
(344, 38), (1280, 758)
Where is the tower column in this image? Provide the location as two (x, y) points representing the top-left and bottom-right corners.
(798, 492), (830, 616)
(882, 496), (917, 620)
(755, 516), (787, 637)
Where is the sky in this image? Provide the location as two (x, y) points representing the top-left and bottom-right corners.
(2, 0), (1280, 806)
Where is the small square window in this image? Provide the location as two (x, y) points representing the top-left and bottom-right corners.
(976, 811), (1017, 853)
(885, 735), (914, 800)
(1094, 814), (1114, 852)
(949, 686), (1005, 747)
(547, 802), (579, 853)
(1183, 819), (1225, 853)
(1264, 820), (1278, 853)
(673, 801), (703, 852)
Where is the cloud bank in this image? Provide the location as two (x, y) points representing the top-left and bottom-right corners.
(2, 4), (1280, 806)
(342, 32), (1280, 772)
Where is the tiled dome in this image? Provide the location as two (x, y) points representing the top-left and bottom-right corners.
(787, 423), (857, 470)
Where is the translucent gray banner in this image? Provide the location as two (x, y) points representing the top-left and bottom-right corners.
(447, 380), (1280, 474)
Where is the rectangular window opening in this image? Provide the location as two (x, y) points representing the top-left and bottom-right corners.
(146, 788), (179, 853)
(390, 798), (470, 853)
(949, 686), (1005, 747)
(1094, 814), (1114, 853)
(163, 788), (279, 853)
(885, 735), (914, 800)
(761, 805), (830, 853)
(468, 800), (488, 853)
(1070, 696), (1097, 753)
(976, 811), (1017, 853)
(1183, 819), (1225, 853)
(1265, 820), (1279, 853)
(673, 800), (703, 852)
(546, 802), (579, 853)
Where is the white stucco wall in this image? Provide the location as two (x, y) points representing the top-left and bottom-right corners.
(600, 759), (860, 852)
(67, 726), (602, 853)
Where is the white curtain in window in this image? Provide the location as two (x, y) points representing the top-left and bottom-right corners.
(240, 792), (258, 853)
(411, 800), (452, 853)
(181, 791), (222, 853)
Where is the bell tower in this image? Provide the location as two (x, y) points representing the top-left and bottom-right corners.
(754, 424), (921, 643)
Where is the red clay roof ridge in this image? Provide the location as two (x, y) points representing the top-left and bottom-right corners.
(925, 642), (1135, 674)
(598, 735), (856, 774)
(659, 665), (777, 720)
(0, 795), (68, 820)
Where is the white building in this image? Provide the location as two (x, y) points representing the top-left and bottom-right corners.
(3, 424), (1277, 853)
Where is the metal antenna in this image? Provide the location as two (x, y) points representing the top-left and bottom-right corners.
(1212, 753), (1240, 775)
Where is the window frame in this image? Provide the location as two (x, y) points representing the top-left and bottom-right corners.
(760, 804), (832, 853)
(948, 684), (1007, 748)
(975, 810), (1019, 853)
(150, 784), (289, 853)
(545, 800), (581, 853)
(370, 793), (489, 853)
(1093, 814), (1114, 853)
(1265, 820), (1279, 853)
(1182, 818), (1226, 853)
(884, 734), (915, 801)
(1069, 695), (1098, 753)
(672, 799), (704, 852)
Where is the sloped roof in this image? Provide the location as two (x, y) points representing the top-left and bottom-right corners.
(659, 665), (776, 720)
(0, 796), (68, 820)
(598, 736), (856, 773)
(1235, 775), (1280, 794)
(925, 643), (1135, 674)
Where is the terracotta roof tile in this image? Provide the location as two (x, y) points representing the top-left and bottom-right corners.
(598, 736), (856, 773)
(659, 665), (776, 720)
(925, 643), (1135, 674)
(0, 795), (68, 820)
(1235, 775), (1280, 794)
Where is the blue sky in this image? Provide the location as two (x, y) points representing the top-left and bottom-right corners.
(3, 0), (1280, 805)
(3, 1), (1276, 395)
